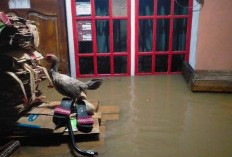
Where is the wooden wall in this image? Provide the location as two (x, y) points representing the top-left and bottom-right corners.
(0, 0), (70, 74)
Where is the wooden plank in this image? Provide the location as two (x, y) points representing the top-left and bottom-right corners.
(192, 80), (232, 92)
(13, 103), (121, 141)
(98, 125), (106, 144)
(192, 73), (232, 92)
(90, 100), (99, 112)
(17, 115), (100, 136)
(93, 112), (102, 125)
(59, 118), (100, 135)
(27, 101), (60, 116)
(182, 62), (232, 92)
(27, 100), (99, 116)
(102, 114), (119, 122)
(196, 70), (232, 81)
(99, 106), (120, 114)
(182, 61), (195, 85)
(195, 70), (232, 76)
(92, 112), (102, 120)
(18, 100), (101, 136)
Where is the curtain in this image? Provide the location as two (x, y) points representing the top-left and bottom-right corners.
(172, 18), (187, 51)
(139, 19), (153, 52)
(96, 20), (110, 53)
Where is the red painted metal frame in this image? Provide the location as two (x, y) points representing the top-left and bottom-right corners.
(71, 0), (131, 77)
(135, 0), (193, 75)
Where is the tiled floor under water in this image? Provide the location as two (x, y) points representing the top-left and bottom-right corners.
(12, 75), (232, 157)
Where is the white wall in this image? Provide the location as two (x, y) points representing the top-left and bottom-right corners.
(189, 0), (200, 69)
(65, 0), (76, 77)
(130, 0), (135, 76)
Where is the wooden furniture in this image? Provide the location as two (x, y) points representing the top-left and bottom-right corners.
(0, 0), (70, 74)
(182, 61), (232, 92)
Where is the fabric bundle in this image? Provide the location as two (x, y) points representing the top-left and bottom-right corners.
(0, 12), (51, 133)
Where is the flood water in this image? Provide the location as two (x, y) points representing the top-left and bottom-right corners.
(13, 75), (232, 157)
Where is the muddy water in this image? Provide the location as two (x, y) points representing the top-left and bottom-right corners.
(13, 75), (232, 157)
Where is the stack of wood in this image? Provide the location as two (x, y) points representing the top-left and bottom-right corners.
(0, 12), (51, 133)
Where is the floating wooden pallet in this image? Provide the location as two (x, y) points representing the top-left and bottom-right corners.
(26, 100), (99, 116)
(3, 102), (120, 156)
(15, 101), (120, 137)
(17, 100), (101, 136)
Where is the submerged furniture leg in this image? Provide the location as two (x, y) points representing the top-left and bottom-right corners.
(67, 118), (98, 157)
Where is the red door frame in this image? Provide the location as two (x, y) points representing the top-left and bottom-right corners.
(135, 0), (193, 75)
(71, 0), (131, 77)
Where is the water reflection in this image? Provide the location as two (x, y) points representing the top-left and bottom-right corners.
(13, 75), (232, 157)
(95, 75), (232, 157)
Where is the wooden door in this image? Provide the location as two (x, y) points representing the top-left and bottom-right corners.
(0, 0), (70, 74)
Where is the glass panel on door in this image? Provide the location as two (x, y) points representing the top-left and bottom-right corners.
(155, 55), (168, 72)
(172, 18), (188, 51)
(95, 0), (109, 16)
(138, 55), (152, 73)
(139, 0), (154, 16)
(157, 0), (171, 15)
(112, 0), (127, 16)
(171, 54), (185, 72)
(156, 19), (170, 51)
(174, 0), (189, 15)
(76, 0), (91, 17)
(78, 42), (93, 53)
(79, 57), (94, 74)
(139, 19), (153, 52)
(97, 56), (111, 74)
(114, 56), (127, 74)
(113, 20), (127, 52)
(96, 20), (110, 53)
(77, 20), (93, 54)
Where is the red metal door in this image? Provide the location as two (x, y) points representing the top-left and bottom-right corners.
(72, 0), (131, 77)
(135, 0), (193, 75)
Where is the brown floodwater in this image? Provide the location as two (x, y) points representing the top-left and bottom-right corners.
(12, 75), (232, 157)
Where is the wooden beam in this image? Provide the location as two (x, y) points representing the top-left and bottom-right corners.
(99, 106), (120, 114)
(182, 61), (232, 92)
